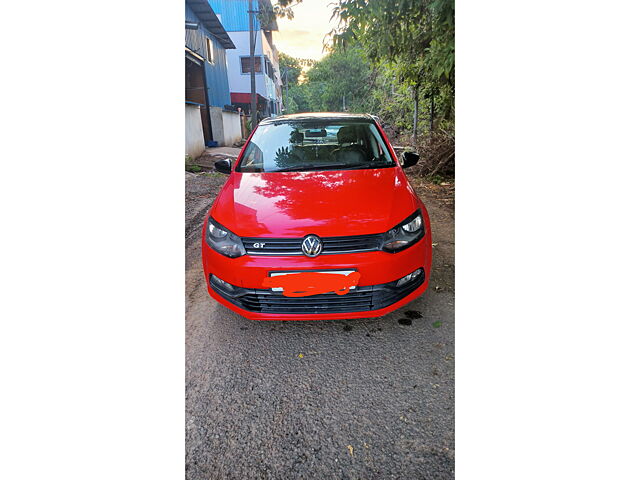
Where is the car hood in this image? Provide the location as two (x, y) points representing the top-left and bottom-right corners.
(211, 168), (420, 237)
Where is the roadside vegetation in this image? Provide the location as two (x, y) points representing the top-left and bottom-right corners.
(275, 0), (455, 181)
(185, 155), (202, 173)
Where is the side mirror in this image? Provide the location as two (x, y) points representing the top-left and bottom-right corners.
(214, 158), (232, 174)
(400, 151), (420, 169)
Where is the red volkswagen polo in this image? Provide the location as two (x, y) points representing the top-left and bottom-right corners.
(201, 113), (432, 320)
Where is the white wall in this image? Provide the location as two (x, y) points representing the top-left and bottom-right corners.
(225, 30), (283, 110)
(221, 110), (242, 146)
(185, 104), (204, 159)
(209, 107), (224, 145)
(226, 31), (268, 98)
(210, 107), (242, 146)
(259, 31), (282, 107)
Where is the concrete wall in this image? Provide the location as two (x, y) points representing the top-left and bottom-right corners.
(209, 107), (224, 145)
(209, 107), (242, 146)
(185, 104), (205, 158)
(221, 110), (242, 146)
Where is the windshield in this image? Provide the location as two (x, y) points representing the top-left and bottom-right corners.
(237, 120), (395, 173)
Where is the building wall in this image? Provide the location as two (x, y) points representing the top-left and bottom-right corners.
(203, 40), (231, 108)
(209, 107), (224, 146)
(259, 31), (281, 108)
(210, 107), (242, 146)
(209, 0), (282, 114)
(186, 104), (205, 158)
(185, 3), (232, 108)
(221, 110), (243, 145)
(225, 31), (268, 98)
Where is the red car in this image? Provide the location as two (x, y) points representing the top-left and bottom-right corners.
(202, 113), (432, 320)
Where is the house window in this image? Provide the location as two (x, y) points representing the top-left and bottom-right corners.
(205, 37), (215, 64)
(265, 59), (274, 80)
(241, 56), (262, 74)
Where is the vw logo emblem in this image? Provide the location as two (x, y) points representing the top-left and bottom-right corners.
(301, 234), (323, 257)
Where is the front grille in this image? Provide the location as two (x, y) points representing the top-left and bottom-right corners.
(242, 238), (302, 255)
(242, 233), (384, 256)
(209, 269), (424, 315)
(241, 289), (376, 314)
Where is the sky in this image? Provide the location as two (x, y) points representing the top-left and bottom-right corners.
(272, 1), (339, 61)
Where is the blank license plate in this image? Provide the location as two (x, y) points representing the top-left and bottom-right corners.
(268, 270), (356, 292)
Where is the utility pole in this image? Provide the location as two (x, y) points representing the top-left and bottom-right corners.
(284, 67), (289, 112)
(248, 0), (258, 128)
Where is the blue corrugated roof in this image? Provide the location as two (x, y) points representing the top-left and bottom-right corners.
(186, 2), (232, 107)
(187, 0), (235, 48)
(209, 0), (277, 32)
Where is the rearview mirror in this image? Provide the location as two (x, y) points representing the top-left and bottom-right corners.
(305, 128), (327, 138)
(400, 151), (420, 169)
(214, 158), (232, 174)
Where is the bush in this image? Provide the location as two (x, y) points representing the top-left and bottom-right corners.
(416, 129), (454, 179)
(396, 128), (454, 179)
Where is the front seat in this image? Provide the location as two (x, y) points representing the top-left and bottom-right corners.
(332, 126), (368, 165)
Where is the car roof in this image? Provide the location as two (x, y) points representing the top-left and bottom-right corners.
(260, 112), (376, 125)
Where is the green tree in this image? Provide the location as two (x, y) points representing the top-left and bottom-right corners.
(304, 46), (377, 113)
(278, 52), (302, 86)
(288, 84), (311, 112)
(331, 0), (455, 141)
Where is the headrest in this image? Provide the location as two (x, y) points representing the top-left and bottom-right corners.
(290, 131), (304, 144)
(337, 126), (358, 144)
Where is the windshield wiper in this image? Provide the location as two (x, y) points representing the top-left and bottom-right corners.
(273, 160), (392, 172)
(339, 160), (393, 170)
(274, 163), (355, 172)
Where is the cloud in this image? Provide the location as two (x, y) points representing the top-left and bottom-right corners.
(273, 1), (338, 60)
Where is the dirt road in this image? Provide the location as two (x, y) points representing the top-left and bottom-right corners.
(185, 167), (455, 479)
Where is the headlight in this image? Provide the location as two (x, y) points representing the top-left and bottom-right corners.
(205, 217), (246, 258)
(381, 210), (425, 253)
(402, 214), (423, 233)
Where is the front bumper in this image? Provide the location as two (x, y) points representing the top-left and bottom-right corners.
(202, 235), (432, 320)
(208, 268), (426, 319)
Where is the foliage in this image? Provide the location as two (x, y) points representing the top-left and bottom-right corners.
(273, 0), (455, 177)
(258, 0), (301, 25)
(331, 0), (454, 84)
(304, 46), (377, 112)
(245, 116), (254, 133)
(330, 0), (455, 125)
(270, 0), (302, 18)
(413, 129), (455, 178)
(278, 47), (376, 114)
(283, 90), (299, 113)
(288, 83), (311, 112)
(278, 52), (303, 86)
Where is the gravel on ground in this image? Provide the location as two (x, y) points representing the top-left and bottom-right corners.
(185, 160), (455, 479)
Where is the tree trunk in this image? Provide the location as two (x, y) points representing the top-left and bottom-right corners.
(412, 84), (419, 145)
(430, 95), (435, 136)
